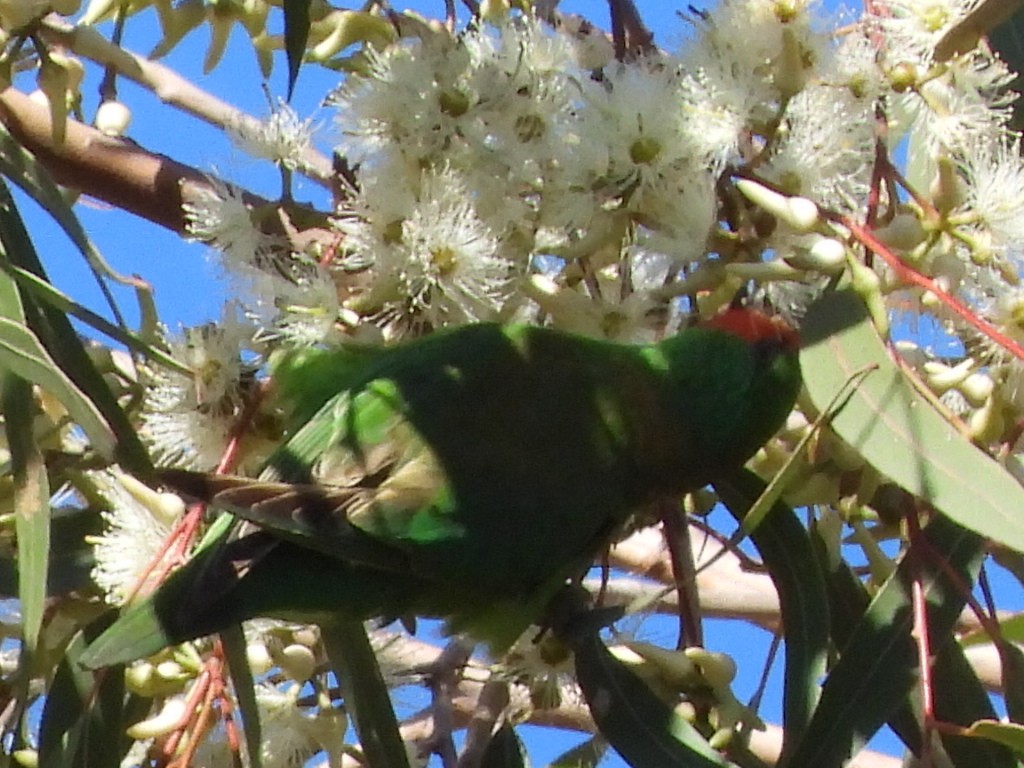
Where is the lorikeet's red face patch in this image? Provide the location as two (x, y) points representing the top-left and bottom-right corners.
(703, 308), (800, 354)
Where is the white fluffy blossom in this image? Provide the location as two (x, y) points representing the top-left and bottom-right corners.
(88, 470), (182, 605)
(959, 138), (1024, 255)
(764, 83), (874, 208)
(229, 100), (317, 170)
(338, 167), (516, 330)
(182, 180), (286, 269)
(139, 308), (259, 469)
(192, 684), (328, 768)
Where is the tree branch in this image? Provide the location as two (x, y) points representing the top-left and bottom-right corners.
(38, 14), (334, 186)
(0, 86), (224, 233)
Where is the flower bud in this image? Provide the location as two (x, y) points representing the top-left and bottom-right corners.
(95, 100), (132, 136)
(624, 640), (698, 688)
(847, 258), (888, 336)
(118, 472), (185, 524)
(291, 626), (320, 647)
(969, 394), (1005, 445)
(874, 213), (927, 251)
(247, 642), (273, 675)
(736, 179), (819, 232)
(127, 696), (188, 739)
(958, 372), (994, 407)
(278, 643), (317, 681)
(479, 0), (509, 22)
(684, 648), (737, 689)
(923, 358), (973, 393)
(36, 57), (69, 145)
(11, 749), (37, 768)
(308, 10), (395, 62)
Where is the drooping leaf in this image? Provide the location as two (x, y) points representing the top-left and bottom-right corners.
(481, 722), (528, 768)
(283, 0), (312, 98)
(0, 179), (151, 476)
(547, 736), (608, 768)
(320, 620), (410, 768)
(714, 468), (829, 762)
(221, 623), (263, 768)
(0, 317), (116, 459)
(39, 620), (127, 768)
(2, 263), (186, 373)
(570, 627), (731, 768)
(788, 516), (984, 766)
(801, 289), (1024, 554)
(2, 374), (49, 655)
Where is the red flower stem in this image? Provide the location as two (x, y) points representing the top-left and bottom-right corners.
(838, 214), (1024, 361)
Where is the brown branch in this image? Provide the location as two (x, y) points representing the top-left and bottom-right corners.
(38, 15), (334, 186)
(0, 86), (228, 233)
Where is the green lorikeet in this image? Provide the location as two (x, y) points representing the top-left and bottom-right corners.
(82, 308), (800, 667)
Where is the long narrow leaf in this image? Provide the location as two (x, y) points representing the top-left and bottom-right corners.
(39, 621), (127, 768)
(809, 522), (1012, 767)
(570, 628), (732, 768)
(320, 620), (410, 768)
(0, 179), (151, 476)
(0, 317), (116, 458)
(283, 0), (312, 97)
(714, 468), (829, 763)
(2, 375), (49, 653)
(788, 516), (984, 766)
(801, 289), (1024, 554)
(221, 623), (263, 768)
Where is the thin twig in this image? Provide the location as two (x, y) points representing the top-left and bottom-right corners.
(39, 15), (333, 185)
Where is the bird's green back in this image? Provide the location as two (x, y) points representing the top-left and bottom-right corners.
(82, 316), (801, 664)
(260, 322), (799, 643)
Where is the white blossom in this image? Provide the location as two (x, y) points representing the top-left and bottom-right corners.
(182, 180), (285, 269)
(338, 167), (516, 331)
(959, 138), (1024, 253)
(191, 684), (324, 768)
(229, 100), (317, 170)
(88, 469), (179, 605)
(139, 308), (259, 469)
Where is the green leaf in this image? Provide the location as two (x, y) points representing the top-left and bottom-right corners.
(2, 375), (50, 654)
(961, 613), (1024, 645)
(481, 722), (528, 768)
(0, 317), (117, 458)
(1, 263), (187, 374)
(221, 623), (263, 768)
(546, 736), (608, 768)
(570, 628), (732, 768)
(965, 721), (1024, 755)
(0, 179), (151, 477)
(283, 0), (312, 97)
(997, 641), (1024, 724)
(810, 523), (1013, 768)
(39, 620), (127, 768)
(321, 620), (410, 768)
(788, 516), (984, 766)
(714, 469), (829, 763)
(801, 289), (1024, 554)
